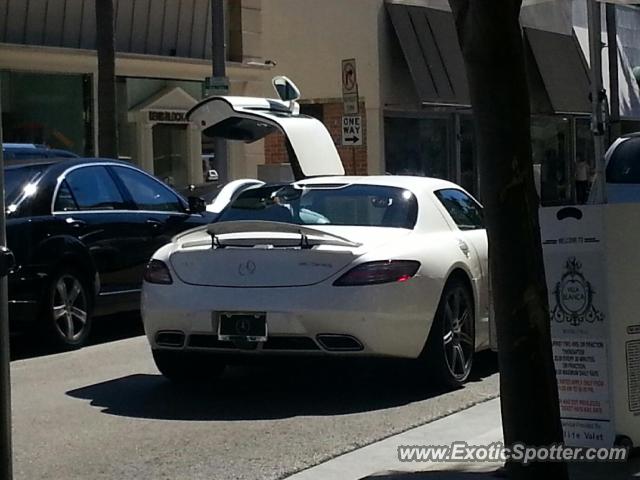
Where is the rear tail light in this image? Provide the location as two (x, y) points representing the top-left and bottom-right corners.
(333, 260), (420, 286)
(144, 259), (173, 285)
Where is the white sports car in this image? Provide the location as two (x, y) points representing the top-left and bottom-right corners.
(142, 86), (490, 387)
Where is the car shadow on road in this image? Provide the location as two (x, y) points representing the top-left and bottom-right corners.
(10, 313), (145, 361)
(66, 351), (498, 421)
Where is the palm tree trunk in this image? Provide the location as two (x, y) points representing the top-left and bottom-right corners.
(95, 0), (118, 159)
(447, 1), (568, 478)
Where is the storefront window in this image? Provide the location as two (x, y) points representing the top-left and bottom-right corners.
(117, 77), (204, 188)
(117, 77), (203, 163)
(385, 116), (451, 180)
(385, 114), (595, 207)
(459, 117), (478, 197)
(0, 71), (92, 155)
(531, 116), (573, 206)
(575, 117), (595, 204)
(153, 124), (189, 187)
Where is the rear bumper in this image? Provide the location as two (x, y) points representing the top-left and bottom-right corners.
(142, 276), (442, 359)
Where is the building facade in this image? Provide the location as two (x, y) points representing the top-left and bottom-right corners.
(0, 0), (270, 187)
(2, 0), (640, 200)
(260, 0), (640, 204)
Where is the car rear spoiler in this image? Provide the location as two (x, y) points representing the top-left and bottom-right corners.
(205, 221), (362, 249)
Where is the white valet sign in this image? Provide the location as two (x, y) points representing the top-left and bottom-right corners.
(541, 203), (640, 448)
(540, 206), (614, 447)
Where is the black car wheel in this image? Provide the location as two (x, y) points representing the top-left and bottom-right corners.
(152, 350), (226, 384)
(422, 277), (475, 388)
(43, 269), (93, 349)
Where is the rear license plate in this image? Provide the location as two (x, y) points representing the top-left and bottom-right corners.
(218, 312), (267, 342)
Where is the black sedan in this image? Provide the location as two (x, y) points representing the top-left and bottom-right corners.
(6, 158), (215, 349)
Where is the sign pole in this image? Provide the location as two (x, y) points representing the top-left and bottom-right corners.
(605, 3), (621, 144)
(587, 0), (608, 204)
(210, 0), (229, 184)
(0, 79), (13, 480)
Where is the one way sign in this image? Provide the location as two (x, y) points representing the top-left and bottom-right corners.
(341, 115), (363, 146)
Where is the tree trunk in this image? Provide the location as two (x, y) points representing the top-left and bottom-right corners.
(447, 1), (568, 478)
(95, 0), (118, 159)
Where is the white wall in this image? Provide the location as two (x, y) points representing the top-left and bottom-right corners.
(261, 0), (386, 173)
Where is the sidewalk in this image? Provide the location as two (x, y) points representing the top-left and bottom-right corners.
(284, 398), (503, 480)
(284, 397), (640, 480)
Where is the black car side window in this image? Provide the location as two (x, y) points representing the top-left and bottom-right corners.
(111, 166), (184, 213)
(434, 189), (484, 230)
(63, 166), (126, 211)
(53, 181), (78, 211)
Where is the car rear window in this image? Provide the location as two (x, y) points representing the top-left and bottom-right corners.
(217, 184), (418, 229)
(4, 165), (48, 204)
(606, 138), (640, 184)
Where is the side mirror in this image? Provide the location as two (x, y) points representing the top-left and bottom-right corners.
(272, 185), (302, 203)
(188, 196), (207, 214)
(206, 169), (219, 182)
(0, 247), (15, 277)
(272, 76), (301, 102)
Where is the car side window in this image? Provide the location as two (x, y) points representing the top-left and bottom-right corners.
(111, 166), (184, 213)
(435, 189), (484, 230)
(64, 166), (126, 211)
(54, 181), (79, 211)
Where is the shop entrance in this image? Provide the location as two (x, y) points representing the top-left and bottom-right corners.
(152, 124), (189, 188)
(384, 113), (479, 198)
(127, 86), (201, 188)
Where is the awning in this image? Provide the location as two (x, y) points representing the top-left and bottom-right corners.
(386, 3), (591, 114)
(524, 28), (591, 114)
(385, 3), (470, 106)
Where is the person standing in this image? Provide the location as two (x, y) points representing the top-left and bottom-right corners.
(575, 156), (589, 204)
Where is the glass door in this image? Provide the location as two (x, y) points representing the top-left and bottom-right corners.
(459, 115), (478, 198)
(152, 124), (188, 188)
(384, 115), (453, 180)
(531, 116), (573, 206)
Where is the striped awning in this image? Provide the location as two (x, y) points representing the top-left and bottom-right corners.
(385, 3), (470, 106)
(524, 28), (592, 114)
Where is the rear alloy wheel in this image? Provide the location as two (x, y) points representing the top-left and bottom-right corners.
(423, 278), (475, 388)
(152, 350), (226, 384)
(45, 271), (92, 349)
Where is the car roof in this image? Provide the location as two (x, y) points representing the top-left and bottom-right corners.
(227, 175), (461, 233)
(2, 143), (42, 149)
(3, 144), (79, 157)
(3, 157), (132, 170)
(620, 132), (640, 139)
(294, 175), (465, 194)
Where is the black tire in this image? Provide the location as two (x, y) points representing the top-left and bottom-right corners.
(41, 268), (93, 350)
(152, 350), (226, 384)
(421, 277), (475, 388)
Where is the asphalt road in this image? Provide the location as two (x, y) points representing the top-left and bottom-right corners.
(9, 322), (499, 480)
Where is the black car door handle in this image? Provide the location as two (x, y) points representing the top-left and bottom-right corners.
(146, 219), (163, 229)
(65, 217), (86, 228)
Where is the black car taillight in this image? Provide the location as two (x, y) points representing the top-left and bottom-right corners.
(333, 260), (420, 286)
(144, 259), (173, 285)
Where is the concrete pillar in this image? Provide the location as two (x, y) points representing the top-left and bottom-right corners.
(366, 107), (384, 175)
(136, 122), (154, 175)
(187, 124), (202, 185)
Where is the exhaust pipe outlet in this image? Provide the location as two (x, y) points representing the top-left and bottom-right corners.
(316, 334), (364, 352)
(155, 330), (186, 348)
